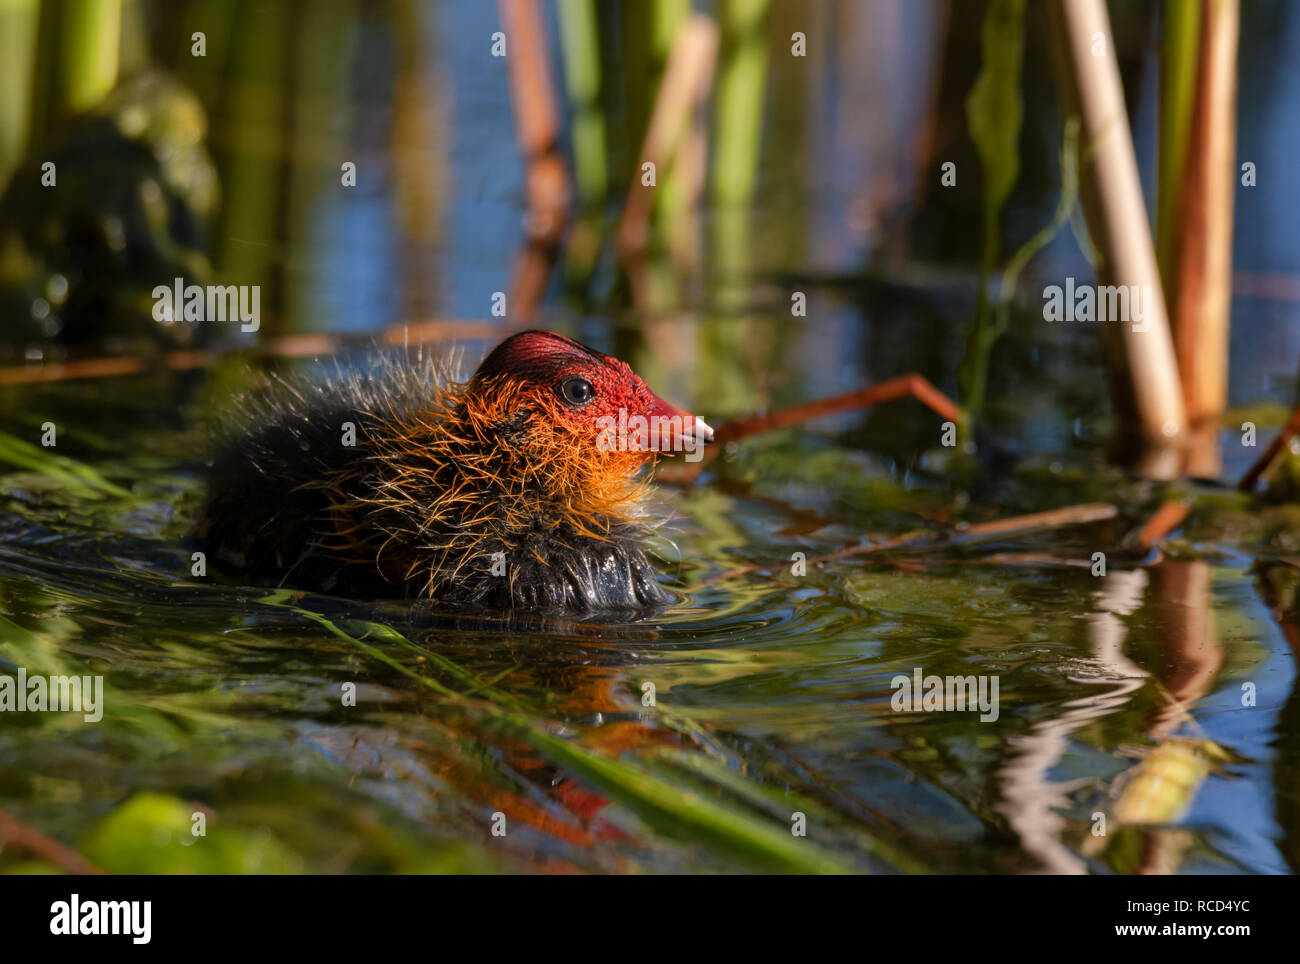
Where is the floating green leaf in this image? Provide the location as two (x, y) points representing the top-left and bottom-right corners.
(81, 791), (303, 874)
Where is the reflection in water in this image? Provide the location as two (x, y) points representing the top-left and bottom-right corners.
(1107, 562), (1228, 874)
(997, 561), (1246, 874)
(1148, 563), (1224, 739)
(1258, 565), (1300, 874)
(997, 569), (1148, 874)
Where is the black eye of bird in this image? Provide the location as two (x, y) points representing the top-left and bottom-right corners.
(558, 375), (596, 407)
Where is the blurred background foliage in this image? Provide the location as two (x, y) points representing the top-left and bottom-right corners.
(0, 0), (1297, 439)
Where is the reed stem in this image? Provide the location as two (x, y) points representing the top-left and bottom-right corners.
(57, 0), (122, 115)
(1046, 0), (1187, 475)
(0, 0), (40, 182)
(711, 0), (771, 206)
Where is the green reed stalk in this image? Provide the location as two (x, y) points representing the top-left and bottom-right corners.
(711, 0), (771, 206)
(57, 0), (122, 115)
(0, 0), (40, 183)
(1156, 0), (1201, 301)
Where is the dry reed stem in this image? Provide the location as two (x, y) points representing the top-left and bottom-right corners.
(1046, 0), (1187, 462)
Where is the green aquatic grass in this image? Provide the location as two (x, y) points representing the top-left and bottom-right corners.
(259, 593), (868, 873)
(0, 429), (132, 500)
(652, 749), (927, 873)
(528, 727), (851, 874)
(0, 610), (215, 740)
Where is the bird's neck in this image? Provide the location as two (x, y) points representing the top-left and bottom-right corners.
(363, 386), (654, 543)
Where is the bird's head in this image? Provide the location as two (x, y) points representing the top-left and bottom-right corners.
(461, 330), (712, 515)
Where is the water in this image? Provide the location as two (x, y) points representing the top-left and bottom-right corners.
(2, 0), (1299, 874)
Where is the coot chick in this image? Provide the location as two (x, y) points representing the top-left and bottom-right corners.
(196, 330), (713, 612)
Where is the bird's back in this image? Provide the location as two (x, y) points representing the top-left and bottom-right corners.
(196, 359), (448, 595)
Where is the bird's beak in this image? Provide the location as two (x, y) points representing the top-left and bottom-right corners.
(682, 415), (715, 445)
(644, 393), (714, 459)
